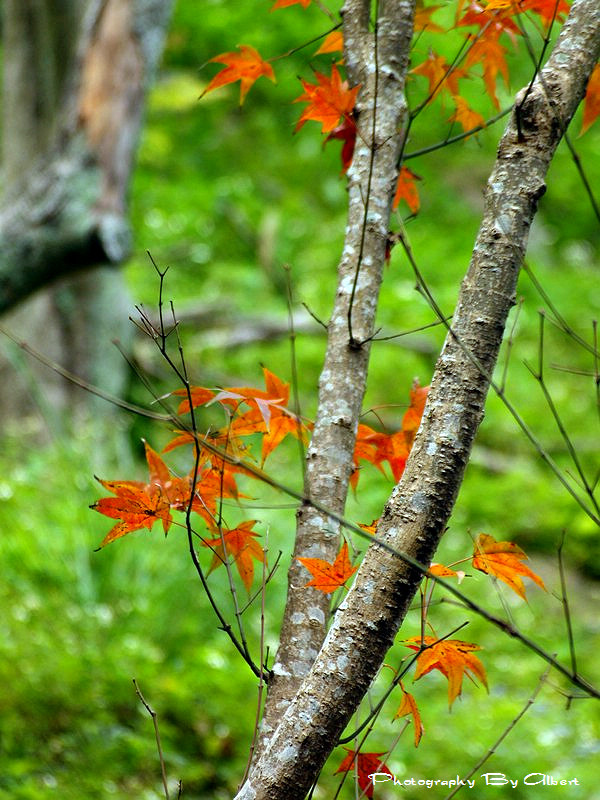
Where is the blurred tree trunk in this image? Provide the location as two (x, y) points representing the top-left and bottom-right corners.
(0, 0), (173, 431)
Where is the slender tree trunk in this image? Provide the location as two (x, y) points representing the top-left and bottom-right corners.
(238, 1), (600, 797)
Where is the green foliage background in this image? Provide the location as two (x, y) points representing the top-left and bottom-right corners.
(1, 1), (599, 798)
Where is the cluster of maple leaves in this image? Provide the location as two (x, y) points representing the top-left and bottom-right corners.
(199, 0), (599, 219)
(92, 366), (547, 798)
(91, 369), (428, 590)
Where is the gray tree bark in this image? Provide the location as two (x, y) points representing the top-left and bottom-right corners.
(0, 0), (173, 424)
(238, 1), (600, 798)
(261, 0), (417, 738)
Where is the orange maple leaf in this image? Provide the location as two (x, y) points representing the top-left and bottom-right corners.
(92, 481), (172, 548)
(315, 31), (344, 55)
(414, 3), (444, 32)
(271, 0), (311, 8)
(202, 44), (275, 104)
(368, 429), (410, 482)
(393, 167), (421, 214)
(204, 520), (264, 591)
(143, 441), (192, 510)
(485, 0), (570, 22)
(222, 368), (310, 463)
(335, 749), (393, 799)
(449, 96), (486, 134)
(429, 563), (466, 582)
(581, 63), (600, 136)
(366, 380), (429, 481)
(297, 542), (358, 593)
(472, 533), (546, 599)
(92, 441), (197, 546)
(162, 425), (247, 471)
(188, 464), (245, 526)
(411, 50), (467, 101)
(294, 64), (360, 133)
(404, 636), (488, 707)
(172, 386), (215, 415)
(465, 37), (509, 110)
(457, 1), (522, 41)
(402, 380), (429, 448)
(521, 0), (570, 23)
(395, 682), (424, 746)
(214, 367), (290, 427)
(358, 518), (379, 536)
(350, 423), (382, 489)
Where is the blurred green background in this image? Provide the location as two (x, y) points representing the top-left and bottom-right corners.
(1, 1), (599, 798)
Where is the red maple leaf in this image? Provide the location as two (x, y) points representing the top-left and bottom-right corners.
(359, 380), (430, 482)
(325, 116), (357, 173)
(201, 44), (275, 104)
(294, 64), (360, 133)
(520, 0), (570, 23)
(456, 1), (522, 40)
(581, 63), (600, 135)
(335, 749), (393, 799)
(92, 441), (194, 547)
(485, 0), (570, 22)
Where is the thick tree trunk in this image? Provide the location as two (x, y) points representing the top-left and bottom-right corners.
(0, 0), (173, 423)
(238, 1), (600, 798)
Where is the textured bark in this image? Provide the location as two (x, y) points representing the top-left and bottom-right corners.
(260, 0), (416, 739)
(236, 1), (600, 797)
(0, 0), (173, 314)
(0, 0), (172, 424)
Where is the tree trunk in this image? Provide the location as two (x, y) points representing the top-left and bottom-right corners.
(261, 0), (417, 739)
(0, 0), (173, 427)
(238, 1), (600, 798)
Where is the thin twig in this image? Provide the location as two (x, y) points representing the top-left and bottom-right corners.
(443, 663), (553, 799)
(133, 679), (171, 800)
(284, 264), (308, 479)
(557, 531), (577, 694)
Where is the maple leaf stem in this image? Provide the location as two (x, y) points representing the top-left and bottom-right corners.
(404, 106), (512, 160)
(269, 22), (342, 62)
